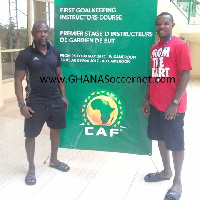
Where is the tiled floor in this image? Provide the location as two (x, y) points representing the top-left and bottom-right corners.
(0, 79), (199, 200)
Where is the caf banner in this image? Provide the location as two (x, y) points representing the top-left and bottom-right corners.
(54, 0), (157, 155)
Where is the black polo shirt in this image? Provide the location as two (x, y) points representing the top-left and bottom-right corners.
(15, 42), (61, 103)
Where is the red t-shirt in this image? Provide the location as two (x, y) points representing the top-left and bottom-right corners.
(150, 36), (192, 113)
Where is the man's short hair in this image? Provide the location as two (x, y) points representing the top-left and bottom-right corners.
(156, 12), (174, 23)
(32, 21), (49, 31)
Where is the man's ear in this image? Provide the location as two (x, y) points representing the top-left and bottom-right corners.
(172, 23), (175, 28)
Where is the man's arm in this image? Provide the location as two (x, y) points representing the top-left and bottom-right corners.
(142, 82), (150, 116)
(164, 70), (190, 120)
(14, 70), (34, 118)
(56, 67), (69, 110)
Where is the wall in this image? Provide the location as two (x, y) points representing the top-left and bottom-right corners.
(2, 79), (26, 103)
(190, 42), (200, 78)
(0, 37), (3, 107)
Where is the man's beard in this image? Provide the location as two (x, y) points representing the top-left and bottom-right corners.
(38, 40), (47, 47)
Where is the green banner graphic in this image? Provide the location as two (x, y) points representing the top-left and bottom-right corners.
(54, 0), (157, 154)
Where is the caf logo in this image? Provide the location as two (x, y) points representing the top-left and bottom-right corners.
(82, 90), (124, 127)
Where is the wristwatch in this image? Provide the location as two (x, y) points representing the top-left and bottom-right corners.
(18, 103), (25, 108)
(172, 99), (180, 105)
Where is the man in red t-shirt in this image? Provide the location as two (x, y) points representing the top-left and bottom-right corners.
(142, 12), (192, 200)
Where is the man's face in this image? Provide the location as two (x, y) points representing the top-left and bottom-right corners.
(32, 23), (49, 47)
(155, 15), (174, 39)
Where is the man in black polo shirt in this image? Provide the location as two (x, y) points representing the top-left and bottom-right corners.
(14, 21), (70, 185)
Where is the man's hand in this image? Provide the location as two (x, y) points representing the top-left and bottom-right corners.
(164, 103), (177, 120)
(142, 99), (150, 116)
(20, 106), (34, 118)
(62, 97), (69, 111)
